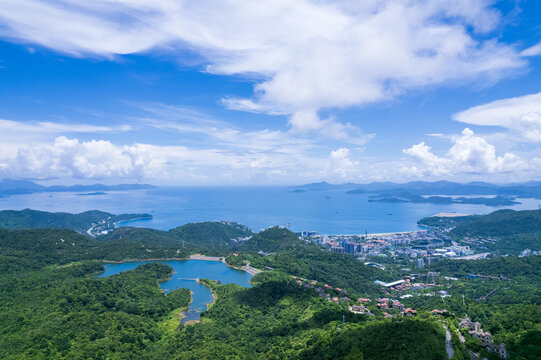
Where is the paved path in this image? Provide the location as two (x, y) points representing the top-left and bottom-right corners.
(443, 325), (454, 359)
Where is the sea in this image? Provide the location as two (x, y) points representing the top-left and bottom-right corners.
(0, 186), (538, 234)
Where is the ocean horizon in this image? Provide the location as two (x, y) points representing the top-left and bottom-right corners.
(1, 186), (538, 235)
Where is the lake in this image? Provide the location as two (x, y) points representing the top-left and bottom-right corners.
(98, 259), (253, 324)
(0, 186), (538, 234)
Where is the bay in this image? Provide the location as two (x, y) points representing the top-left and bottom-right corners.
(0, 186), (538, 234)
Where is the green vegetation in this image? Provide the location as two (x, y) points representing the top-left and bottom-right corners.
(0, 209), (539, 359)
(395, 256), (541, 359)
(417, 214), (479, 228)
(0, 228), (187, 273)
(0, 209), (151, 233)
(418, 210), (541, 253)
(301, 318), (447, 359)
(152, 274), (448, 359)
(0, 262), (190, 359)
(237, 226), (302, 252)
(450, 210), (541, 237)
(168, 221), (253, 249)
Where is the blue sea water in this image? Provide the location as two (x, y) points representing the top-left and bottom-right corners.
(0, 186), (538, 234)
(98, 259), (252, 324)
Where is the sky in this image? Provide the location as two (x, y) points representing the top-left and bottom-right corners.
(0, 0), (540, 185)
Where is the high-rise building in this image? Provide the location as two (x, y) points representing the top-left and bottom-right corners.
(344, 243), (356, 254)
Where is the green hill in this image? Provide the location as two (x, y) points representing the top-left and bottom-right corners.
(168, 221), (253, 249)
(417, 214), (479, 228)
(0, 209), (151, 234)
(450, 210), (541, 238)
(301, 319), (447, 360)
(238, 226), (302, 252)
(0, 262), (190, 360)
(418, 210), (541, 253)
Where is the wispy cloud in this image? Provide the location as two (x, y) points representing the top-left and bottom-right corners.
(453, 92), (541, 142)
(520, 42), (541, 57)
(0, 118), (131, 134)
(133, 102), (373, 148)
(0, 0), (527, 134)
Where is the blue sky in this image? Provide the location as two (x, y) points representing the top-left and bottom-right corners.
(0, 0), (540, 185)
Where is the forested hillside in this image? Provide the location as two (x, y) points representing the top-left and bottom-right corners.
(0, 209), (151, 233)
(0, 262), (190, 359)
(0, 209), (539, 359)
(418, 210), (541, 253)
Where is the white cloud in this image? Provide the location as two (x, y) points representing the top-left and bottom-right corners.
(453, 92), (541, 142)
(0, 118), (132, 160)
(0, 134), (320, 183)
(1, 136), (165, 179)
(0, 0), (526, 132)
(323, 148), (360, 180)
(134, 102), (373, 150)
(0, 119), (131, 135)
(520, 42), (541, 57)
(402, 128), (532, 176)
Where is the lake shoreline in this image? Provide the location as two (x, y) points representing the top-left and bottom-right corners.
(179, 290), (195, 326)
(97, 258), (253, 324)
(102, 255), (225, 263)
(101, 255), (258, 277)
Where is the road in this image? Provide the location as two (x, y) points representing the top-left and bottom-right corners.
(452, 252), (491, 260)
(443, 324), (454, 359)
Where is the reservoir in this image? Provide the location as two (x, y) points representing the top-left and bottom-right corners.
(98, 259), (253, 324)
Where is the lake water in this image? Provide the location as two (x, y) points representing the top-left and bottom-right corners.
(0, 186), (538, 234)
(98, 259), (253, 324)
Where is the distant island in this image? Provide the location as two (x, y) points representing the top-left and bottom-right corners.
(0, 179), (157, 196)
(367, 194), (519, 206)
(291, 180), (541, 206)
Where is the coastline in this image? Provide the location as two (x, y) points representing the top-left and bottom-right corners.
(113, 215), (153, 228)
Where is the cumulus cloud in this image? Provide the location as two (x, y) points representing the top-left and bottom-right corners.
(0, 118), (132, 160)
(0, 134), (323, 184)
(453, 92), (541, 142)
(323, 148), (360, 180)
(402, 128), (530, 176)
(0, 0), (526, 132)
(1, 136), (166, 179)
